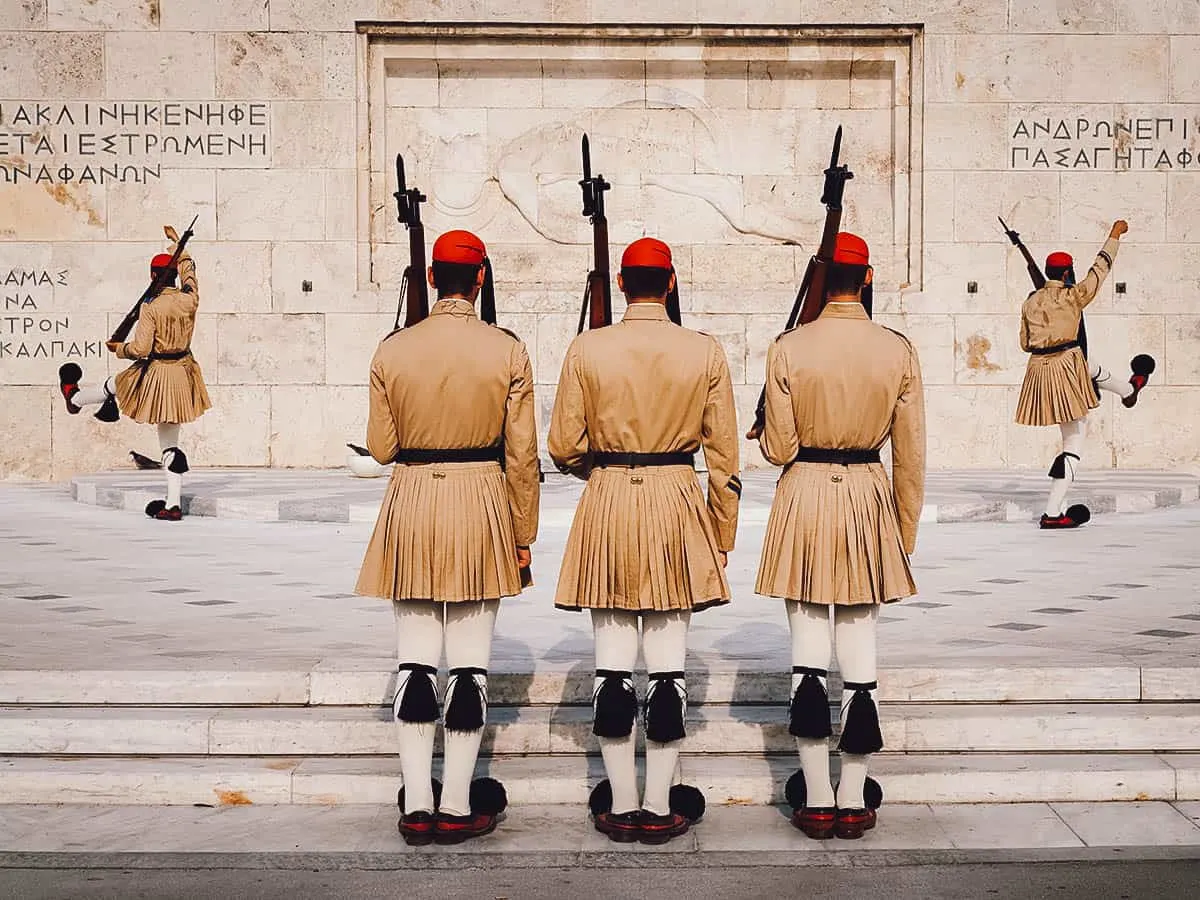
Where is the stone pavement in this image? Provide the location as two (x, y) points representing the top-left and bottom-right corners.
(2, 801), (1200, 867)
(70, 467), (1200, 525)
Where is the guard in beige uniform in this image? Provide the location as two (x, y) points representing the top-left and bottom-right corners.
(58, 225), (211, 521)
(756, 233), (925, 841)
(1015, 220), (1154, 529)
(356, 230), (540, 846)
(549, 237), (740, 845)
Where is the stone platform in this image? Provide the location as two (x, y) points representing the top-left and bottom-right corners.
(69, 467), (1200, 525)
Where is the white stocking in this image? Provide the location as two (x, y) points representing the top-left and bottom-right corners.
(158, 423), (183, 508)
(786, 600), (835, 808)
(393, 600), (444, 815)
(440, 600), (498, 817)
(72, 376), (116, 408)
(1045, 418), (1086, 517)
(591, 609), (641, 815)
(1090, 359), (1133, 400)
(834, 604), (879, 810)
(641, 610), (690, 816)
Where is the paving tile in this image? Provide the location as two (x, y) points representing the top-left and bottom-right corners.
(930, 803), (1083, 849)
(1052, 801), (1200, 846)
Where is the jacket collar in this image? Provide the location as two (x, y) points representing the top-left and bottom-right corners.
(430, 298), (477, 317)
(622, 303), (670, 322)
(819, 301), (869, 321)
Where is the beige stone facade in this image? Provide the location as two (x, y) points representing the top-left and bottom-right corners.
(1, 2), (1197, 480)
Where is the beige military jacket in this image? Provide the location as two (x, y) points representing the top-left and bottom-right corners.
(1020, 237), (1119, 351)
(366, 298), (540, 547)
(760, 302), (925, 554)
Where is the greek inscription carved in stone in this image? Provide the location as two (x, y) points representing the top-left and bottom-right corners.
(1010, 114), (1198, 171)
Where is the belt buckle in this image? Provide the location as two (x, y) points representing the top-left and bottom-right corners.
(630, 474), (644, 485)
(831, 473), (843, 483)
(432, 470), (446, 479)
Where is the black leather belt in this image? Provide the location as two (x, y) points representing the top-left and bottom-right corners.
(592, 451), (695, 468)
(792, 447), (880, 465)
(1029, 341), (1079, 356)
(148, 349), (192, 361)
(391, 447), (503, 464)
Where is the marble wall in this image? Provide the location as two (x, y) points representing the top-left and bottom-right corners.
(1, 1), (1197, 480)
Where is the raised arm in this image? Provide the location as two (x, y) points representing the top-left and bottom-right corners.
(1070, 220), (1126, 310)
(701, 338), (740, 552)
(503, 340), (540, 548)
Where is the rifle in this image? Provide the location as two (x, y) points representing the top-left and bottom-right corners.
(747, 126), (856, 439)
(577, 134), (612, 333)
(393, 153), (429, 332)
(1000, 216), (1088, 358)
(110, 215), (198, 343)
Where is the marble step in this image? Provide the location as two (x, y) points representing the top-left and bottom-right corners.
(1, 752), (1196, 807)
(3, 703), (1200, 756)
(1, 666), (1194, 707)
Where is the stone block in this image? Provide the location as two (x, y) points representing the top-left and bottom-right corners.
(1114, 243), (1200, 315)
(105, 171), (218, 243)
(216, 170), (326, 241)
(641, 184), (742, 246)
(1060, 172), (1167, 243)
(696, 109), (798, 177)
(47, 242), (157, 315)
(925, 103), (1009, 171)
(748, 59), (852, 110)
(49, 387), (156, 481)
(953, 171), (1059, 247)
(646, 60), (750, 110)
(183, 241), (273, 314)
(874, 313), (956, 386)
(323, 313), (393, 386)
(535, 313), (576, 384)
(384, 59), (440, 108)
(216, 32), (325, 99)
(0, 33), (103, 97)
(186, 385), (272, 466)
(689, 286), (795, 317)
(324, 33), (357, 99)
(385, 107), (489, 183)
(687, 314), (747, 385)
(160, 0), (269, 30)
(923, 171), (956, 244)
(47, 0), (159, 29)
(105, 32), (216, 99)
(925, 385), (1010, 468)
(1119, 1), (1200, 33)
(1084, 313), (1167, 386)
(269, 0), (376, 31)
(1166, 315), (1200, 385)
(691, 244), (796, 286)
(541, 59), (645, 109)
(0, 386), (51, 480)
(378, 0), (484, 17)
(0, 1), (45, 28)
(952, 314), (1026, 386)
(1061, 36), (1168, 103)
(1167, 174), (1200, 242)
(850, 56), (900, 109)
(484, 243), (592, 290)
(324, 170), (359, 243)
(908, 242), (1008, 315)
(217, 313), (325, 385)
(439, 59), (543, 109)
(1171, 37), (1200, 101)
(270, 385), (370, 467)
(271, 101), (357, 169)
(0, 179), (104, 242)
(1010, 0), (1117, 33)
(272, 242), (362, 314)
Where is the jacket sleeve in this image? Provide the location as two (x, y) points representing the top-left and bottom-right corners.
(365, 346), (399, 466)
(118, 304), (156, 360)
(547, 339), (591, 480)
(1070, 237), (1119, 310)
(701, 338), (740, 551)
(891, 340), (927, 555)
(1019, 309), (1031, 352)
(759, 338), (799, 467)
(503, 340), (540, 547)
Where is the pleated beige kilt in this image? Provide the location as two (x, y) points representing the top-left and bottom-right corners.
(356, 461), (523, 603)
(115, 357), (211, 425)
(554, 465), (730, 613)
(1014, 347), (1098, 427)
(756, 462), (915, 606)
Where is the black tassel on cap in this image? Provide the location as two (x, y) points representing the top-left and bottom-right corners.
(592, 670), (637, 738)
(394, 663), (439, 724)
(644, 671), (687, 743)
(444, 667), (487, 733)
(789, 666), (832, 739)
(837, 681), (884, 755)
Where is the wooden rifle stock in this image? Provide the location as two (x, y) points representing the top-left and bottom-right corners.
(578, 134), (612, 333)
(749, 127), (855, 438)
(393, 153), (429, 332)
(110, 215), (198, 343)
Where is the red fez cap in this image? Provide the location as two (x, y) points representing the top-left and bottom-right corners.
(432, 230), (487, 266)
(1046, 251), (1073, 269)
(150, 253), (175, 270)
(832, 232), (869, 266)
(621, 237), (673, 270)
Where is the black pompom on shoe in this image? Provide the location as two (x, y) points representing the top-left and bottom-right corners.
(58, 363), (82, 414)
(145, 499), (167, 519)
(468, 777), (507, 816)
(588, 779), (613, 816)
(784, 769), (807, 811)
(668, 784), (706, 824)
(1124, 354), (1156, 408)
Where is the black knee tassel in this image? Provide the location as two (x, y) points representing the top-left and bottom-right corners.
(1048, 451), (1079, 480)
(838, 681), (884, 755)
(592, 669), (637, 738)
(444, 666), (487, 733)
(644, 671), (687, 743)
(789, 666), (832, 739)
(394, 663), (439, 724)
